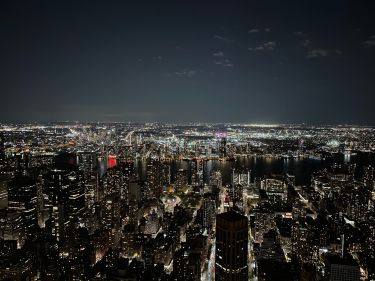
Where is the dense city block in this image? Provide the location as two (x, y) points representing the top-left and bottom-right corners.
(0, 123), (374, 280)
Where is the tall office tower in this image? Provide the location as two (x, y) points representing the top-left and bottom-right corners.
(78, 152), (97, 207)
(261, 177), (288, 205)
(196, 159), (204, 186)
(343, 184), (370, 222)
(122, 224), (136, 257)
(203, 193), (216, 231)
(44, 169), (85, 241)
(364, 166), (374, 195)
(103, 165), (124, 197)
(230, 184), (244, 211)
(215, 211), (248, 281)
(0, 132), (4, 160)
(45, 170), (67, 241)
(65, 171), (85, 225)
(103, 196), (121, 247)
(0, 209), (25, 248)
(15, 152), (30, 176)
(7, 176), (38, 238)
(122, 160), (136, 203)
(172, 246), (188, 279)
(172, 245), (201, 281)
(191, 159), (204, 186)
(191, 160), (197, 186)
(102, 196), (120, 229)
(175, 169), (188, 191)
(36, 175), (45, 227)
(48, 204), (65, 241)
(324, 254), (360, 281)
(78, 152), (95, 180)
(94, 170), (101, 203)
(230, 170), (249, 211)
(129, 177), (141, 203)
(291, 220), (318, 264)
(252, 206), (276, 244)
(146, 159), (170, 198)
(0, 177), (8, 209)
(219, 137), (227, 158)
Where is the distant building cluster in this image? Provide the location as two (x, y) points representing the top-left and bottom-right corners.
(0, 123), (374, 280)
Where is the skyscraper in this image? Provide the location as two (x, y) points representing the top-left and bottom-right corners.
(324, 254), (360, 281)
(0, 132), (4, 160)
(44, 169), (85, 241)
(219, 137), (227, 158)
(146, 159), (170, 198)
(215, 210), (248, 281)
(191, 159), (204, 186)
(175, 169), (188, 191)
(203, 193), (216, 231)
(7, 176), (38, 238)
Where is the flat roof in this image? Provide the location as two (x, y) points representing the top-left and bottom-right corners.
(217, 210), (247, 222)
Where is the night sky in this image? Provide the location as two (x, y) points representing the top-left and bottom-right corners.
(1, 0), (375, 124)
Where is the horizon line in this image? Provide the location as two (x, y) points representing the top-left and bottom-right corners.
(1, 121), (375, 128)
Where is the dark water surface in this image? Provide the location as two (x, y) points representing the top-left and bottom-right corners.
(132, 152), (375, 186)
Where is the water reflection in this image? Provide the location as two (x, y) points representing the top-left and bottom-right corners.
(98, 152), (375, 186)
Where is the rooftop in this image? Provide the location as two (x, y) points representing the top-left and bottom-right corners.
(217, 210), (247, 222)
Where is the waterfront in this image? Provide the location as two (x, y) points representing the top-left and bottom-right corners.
(130, 152), (375, 186)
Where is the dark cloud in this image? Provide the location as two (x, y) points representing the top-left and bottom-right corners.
(307, 49), (329, 58)
(249, 41), (276, 51)
(213, 51), (225, 57)
(248, 29), (259, 33)
(364, 35), (375, 47)
(175, 70), (197, 77)
(213, 58), (233, 67)
(306, 48), (342, 59)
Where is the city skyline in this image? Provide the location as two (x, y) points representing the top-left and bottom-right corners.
(1, 0), (375, 124)
(1, 1), (375, 280)
(0, 122), (374, 280)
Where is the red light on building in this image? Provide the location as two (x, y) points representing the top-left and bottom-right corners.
(108, 155), (117, 168)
